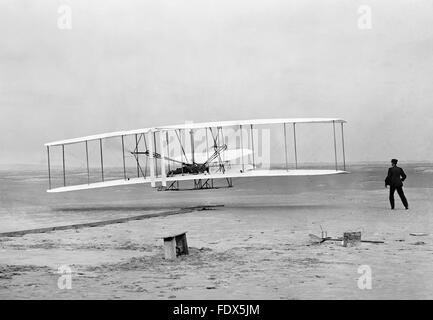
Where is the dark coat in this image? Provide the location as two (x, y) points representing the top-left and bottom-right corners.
(385, 166), (407, 187)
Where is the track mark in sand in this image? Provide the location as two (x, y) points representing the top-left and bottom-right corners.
(411, 241), (426, 245)
(121, 284), (149, 293)
(282, 256), (356, 267)
(0, 265), (53, 280)
(0, 238), (160, 252)
(171, 286), (187, 291)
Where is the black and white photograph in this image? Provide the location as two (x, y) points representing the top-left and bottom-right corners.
(1, 0), (433, 305)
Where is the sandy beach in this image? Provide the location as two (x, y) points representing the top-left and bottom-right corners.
(1, 164), (433, 299)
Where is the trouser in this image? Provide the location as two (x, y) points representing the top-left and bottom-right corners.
(389, 186), (408, 209)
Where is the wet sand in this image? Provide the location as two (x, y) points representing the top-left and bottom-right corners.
(1, 164), (433, 299)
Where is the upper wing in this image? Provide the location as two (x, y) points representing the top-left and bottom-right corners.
(44, 118), (346, 147)
(156, 118), (346, 131)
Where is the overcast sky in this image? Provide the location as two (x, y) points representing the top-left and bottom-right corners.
(1, 0), (433, 167)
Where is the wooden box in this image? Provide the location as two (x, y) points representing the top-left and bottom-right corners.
(342, 231), (361, 247)
(163, 232), (189, 260)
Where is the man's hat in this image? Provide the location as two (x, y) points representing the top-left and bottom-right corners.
(391, 158), (398, 164)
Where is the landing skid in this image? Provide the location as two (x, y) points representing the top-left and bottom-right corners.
(157, 178), (233, 191)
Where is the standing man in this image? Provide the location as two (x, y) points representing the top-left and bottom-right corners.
(385, 159), (409, 210)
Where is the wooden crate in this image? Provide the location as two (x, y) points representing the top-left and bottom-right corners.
(163, 232), (189, 260)
(342, 231), (361, 247)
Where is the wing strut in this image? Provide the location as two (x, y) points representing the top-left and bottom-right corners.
(141, 133), (148, 177)
(166, 131), (171, 172)
(153, 132), (158, 176)
(62, 144), (66, 186)
(121, 135), (126, 180)
(239, 125), (245, 172)
(332, 120), (338, 171)
(159, 131), (167, 187)
(47, 146), (51, 189)
(190, 129), (195, 164)
(283, 123), (288, 171)
(85, 141), (90, 184)
(293, 123), (298, 169)
(132, 133), (147, 178)
(341, 123), (346, 171)
(134, 134), (140, 177)
(205, 128), (210, 161)
(250, 124), (255, 169)
(99, 139), (104, 182)
(149, 131), (156, 187)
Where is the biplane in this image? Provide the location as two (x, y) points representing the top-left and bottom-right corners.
(44, 118), (348, 193)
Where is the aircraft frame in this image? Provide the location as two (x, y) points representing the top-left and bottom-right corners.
(44, 118), (348, 193)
